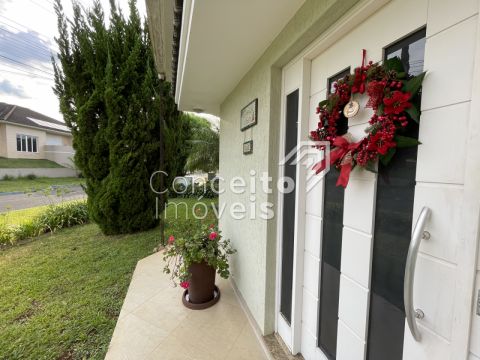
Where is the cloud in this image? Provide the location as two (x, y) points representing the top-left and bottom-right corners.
(0, 79), (29, 98)
(0, 27), (53, 65)
(0, 0), (13, 13)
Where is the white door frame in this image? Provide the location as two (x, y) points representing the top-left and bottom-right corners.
(275, 57), (310, 354)
(275, 0), (391, 356)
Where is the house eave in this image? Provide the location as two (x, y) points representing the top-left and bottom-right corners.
(145, 0), (175, 82)
(169, 0), (306, 116)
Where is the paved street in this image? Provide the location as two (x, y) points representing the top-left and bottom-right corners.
(0, 186), (86, 212)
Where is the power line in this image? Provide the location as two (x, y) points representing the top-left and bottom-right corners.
(0, 54), (54, 76)
(0, 15), (51, 39)
(0, 67), (53, 81)
(0, 27), (53, 58)
(1, 60), (54, 79)
(0, 44), (52, 70)
(0, 42), (52, 65)
(27, 0), (55, 15)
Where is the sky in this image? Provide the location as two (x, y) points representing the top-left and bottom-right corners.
(0, 0), (147, 120)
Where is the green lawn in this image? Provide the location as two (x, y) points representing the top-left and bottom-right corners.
(0, 198), (217, 360)
(0, 177), (85, 193)
(0, 157), (64, 168)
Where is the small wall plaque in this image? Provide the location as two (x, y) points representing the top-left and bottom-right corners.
(243, 140), (253, 155)
(240, 99), (258, 131)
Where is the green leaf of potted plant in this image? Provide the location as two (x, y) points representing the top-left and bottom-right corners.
(163, 222), (236, 309)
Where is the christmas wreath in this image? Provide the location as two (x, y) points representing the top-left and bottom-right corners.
(310, 50), (426, 187)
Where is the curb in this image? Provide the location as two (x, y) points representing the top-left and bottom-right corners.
(0, 191), (24, 196)
(0, 185), (83, 197)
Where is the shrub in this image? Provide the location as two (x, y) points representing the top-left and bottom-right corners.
(169, 179), (218, 199)
(0, 223), (37, 246)
(25, 174), (37, 180)
(0, 224), (13, 245)
(33, 201), (89, 234)
(2, 175), (14, 181)
(0, 201), (89, 246)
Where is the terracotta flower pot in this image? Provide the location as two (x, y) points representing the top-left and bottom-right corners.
(182, 261), (220, 309)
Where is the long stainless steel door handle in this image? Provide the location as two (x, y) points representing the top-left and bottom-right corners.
(404, 206), (431, 342)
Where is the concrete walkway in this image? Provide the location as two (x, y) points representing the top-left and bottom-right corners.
(105, 252), (268, 360)
(0, 186), (86, 212)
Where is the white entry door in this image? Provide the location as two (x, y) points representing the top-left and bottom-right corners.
(286, 0), (479, 360)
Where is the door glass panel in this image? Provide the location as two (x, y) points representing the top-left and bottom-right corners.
(317, 68), (350, 359)
(317, 169), (344, 359)
(384, 28), (426, 76)
(367, 28), (426, 360)
(317, 69), (349, 359)
(280, 89), (299, 324)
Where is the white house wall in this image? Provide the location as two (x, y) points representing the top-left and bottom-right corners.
(0, 123), (7, 157)
(3, 123), (47, 159)
(0, 123), (73, 166)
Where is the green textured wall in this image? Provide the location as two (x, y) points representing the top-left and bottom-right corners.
(219, 0), (360, 335)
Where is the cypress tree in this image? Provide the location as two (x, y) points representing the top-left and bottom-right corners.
(53, 0), (187, 235)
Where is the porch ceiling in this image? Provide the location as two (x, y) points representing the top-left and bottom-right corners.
(176, 0), (305, 115)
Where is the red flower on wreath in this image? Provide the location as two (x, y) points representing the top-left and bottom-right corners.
(383, 91), (412, 115)
(180, 281), (190, 289)
(367, 131), (396, 155)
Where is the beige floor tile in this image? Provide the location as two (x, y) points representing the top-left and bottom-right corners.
(104, 342), (129, 360)
(108, 312), (168, 359)
(225, 321), (267, 360)
(152, 322), (233, 360)
(133, 258), (165, 279)
(216, 278), (241, 308)
(106, 252), (267, 360)
(132, 296), (188, 333)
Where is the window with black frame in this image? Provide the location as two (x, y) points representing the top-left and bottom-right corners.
(367, 27), (426, 360)
(327, 67), (350, 95)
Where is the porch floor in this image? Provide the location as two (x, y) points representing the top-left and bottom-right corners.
(105, 251), (268, 360)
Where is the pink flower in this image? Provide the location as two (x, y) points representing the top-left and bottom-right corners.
(209, 232), (218, 240)
(168, 235), (175, 245)
(180, 281), (190, 289)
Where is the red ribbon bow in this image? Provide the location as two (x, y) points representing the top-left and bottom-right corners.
(352, 49), (367, 94)
(312, 136), (361, 187)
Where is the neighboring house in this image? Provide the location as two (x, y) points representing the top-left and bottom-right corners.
(0, 102), (74, 167)
(147, 1), (480, 360)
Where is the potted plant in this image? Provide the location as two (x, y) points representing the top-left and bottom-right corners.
(163, 223), (236, 309)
